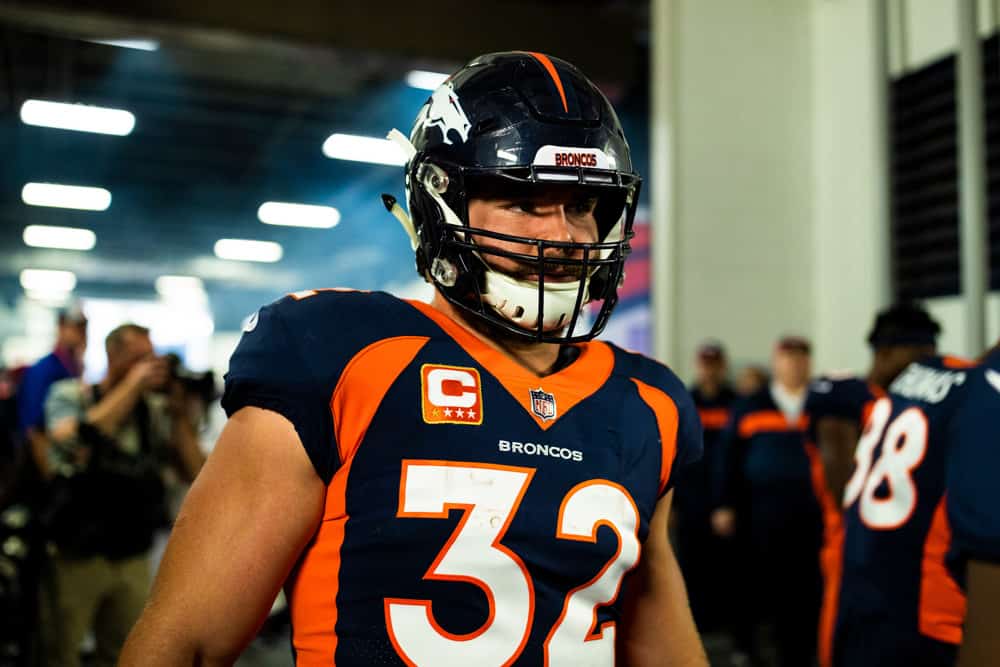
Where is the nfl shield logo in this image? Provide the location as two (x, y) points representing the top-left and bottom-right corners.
(529, 388), (557, 421)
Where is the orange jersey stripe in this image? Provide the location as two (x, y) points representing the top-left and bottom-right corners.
(919, 497), (967, 645)
(405, 300), (614, 430)
(698, 407), (730, 430)
(630, 378), (680, 494)
(738, 409), (809, 439)
(527, 52), (569, 112)
(290, 335), (429, 664)
(805, 442), (844, 667)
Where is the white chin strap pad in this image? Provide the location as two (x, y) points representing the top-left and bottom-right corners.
(481, 269), (589, 332)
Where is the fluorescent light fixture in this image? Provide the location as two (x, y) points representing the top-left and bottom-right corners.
(89, 38), (159, 51)
(258, 202), (341, 229)
(19, 269), (77, 292)
(214, 239), (283, 263)
(155, 275), (204, 295)
(23, 225), (97, 251)
(322, 134), (406, 166)
(25, 289), (73, 305)
(405, 70), (450, 90)
(20, 100), (135, 136)
(22, 183), (111, 211)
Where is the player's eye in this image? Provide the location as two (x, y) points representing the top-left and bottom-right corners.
(567, 198), (599, 216)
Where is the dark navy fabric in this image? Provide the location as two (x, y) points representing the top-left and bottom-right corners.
(806, 375), (878, 443)
(946, 349), (1000, 572)
(834, 355), (981, 667)
(222, 290), (702, 666)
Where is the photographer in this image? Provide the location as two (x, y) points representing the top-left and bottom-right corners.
(41, 323), (204, 667)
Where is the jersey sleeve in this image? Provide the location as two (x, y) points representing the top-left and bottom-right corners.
(946, 368), (1000, 564)
(221, 298), (338, 482)
(619, 348), (703, 497)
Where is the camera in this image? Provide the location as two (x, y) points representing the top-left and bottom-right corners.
(162, 354), (218, 405)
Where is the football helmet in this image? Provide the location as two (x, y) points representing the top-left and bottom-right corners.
(384, 51), (641, 343)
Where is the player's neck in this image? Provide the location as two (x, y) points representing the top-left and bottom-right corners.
(429, 292), (562, 376)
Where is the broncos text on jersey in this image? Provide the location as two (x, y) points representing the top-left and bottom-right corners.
(222, 290), (703, 667)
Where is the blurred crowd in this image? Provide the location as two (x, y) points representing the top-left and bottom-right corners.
(0, 306), (211, 667)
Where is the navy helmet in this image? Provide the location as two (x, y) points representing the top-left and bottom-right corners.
(384, 51), (641, 343)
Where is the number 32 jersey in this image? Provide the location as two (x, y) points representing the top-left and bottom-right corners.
(834, 352), (1000, 665)
(222, 290), (703, 667)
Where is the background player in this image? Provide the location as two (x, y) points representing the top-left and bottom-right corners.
(120, 52), (709, 666)
(832, 346), (1000, 667)
(807, 302), (941, 667)
(674, 341), (737, 635)
(712, 336), (819, 667)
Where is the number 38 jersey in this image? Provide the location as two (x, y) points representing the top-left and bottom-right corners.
(834, 353), (1000, 665)
(221, 290), (703, 667)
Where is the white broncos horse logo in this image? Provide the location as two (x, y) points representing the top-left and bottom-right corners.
(418, 82), (471, 145)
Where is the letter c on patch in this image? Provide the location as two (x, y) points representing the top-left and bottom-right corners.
(426, 368), (478, 408)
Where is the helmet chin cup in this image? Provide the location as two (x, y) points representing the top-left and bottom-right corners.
(481, 269), (587, 333)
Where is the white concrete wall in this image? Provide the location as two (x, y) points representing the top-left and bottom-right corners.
(667, 0), (815, 380)
(658, 0), (999, 380)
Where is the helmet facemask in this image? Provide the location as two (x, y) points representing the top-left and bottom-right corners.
(406, 154), (639, 343)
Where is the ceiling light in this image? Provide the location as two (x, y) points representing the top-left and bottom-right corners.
(23, 225), (97, 251)
(213, 239), (283, 263)
(258, 202), (341, 229)
(405, 70), (450, 90)
(19, 269), (77, 292)
(322, 134), (406, 166)
(20, 99), (135, 136)
(22, 183), (111, 211)
(155, 275), (204, 295)
(88, 38), (159, 51)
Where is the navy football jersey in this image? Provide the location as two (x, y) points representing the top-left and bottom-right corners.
(222, 290), (702, 666)
(834, 354), (996, 667)
(805, 376), (883, 667)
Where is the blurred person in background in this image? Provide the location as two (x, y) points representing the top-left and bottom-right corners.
(806, 302), (941, 667)
(121, 52), (709, 667)
(17, 304), (88, 484)
(674, 341), (738, 637)
(735, 364), (769, 398)
(830, 341), (1000, 667)
(713, 336), (821, 667)
(40, 323), (204, 667)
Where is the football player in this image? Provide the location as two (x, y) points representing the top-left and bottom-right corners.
(831, 345), (1000, 667)
(712, 336), (819, 667)
(807, 302), (941, 667)
(121, 52), (708, 666)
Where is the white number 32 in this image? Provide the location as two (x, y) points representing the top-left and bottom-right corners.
(385, 461), (641, 667)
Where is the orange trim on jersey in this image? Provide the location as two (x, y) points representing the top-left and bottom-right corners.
(330, 336), (430, 464)
(918, 496), (967, 645)
(405, 300), (615, 430)
(805, 442), (844, 667)
(737, 410), (809, 439)
(698, 407), (730, 430)
(287, 453), (356, 665)
(630, 378), (680, 494)
(288, 335), (428, 664)
(942, 355), (976, 369)
(527, 52), (569, 112)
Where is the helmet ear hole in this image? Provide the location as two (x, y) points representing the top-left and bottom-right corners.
(418, 162), (450, 195)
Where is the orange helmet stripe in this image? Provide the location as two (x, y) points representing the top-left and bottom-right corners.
(527, 52), (569, 113)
